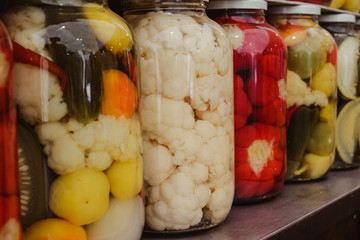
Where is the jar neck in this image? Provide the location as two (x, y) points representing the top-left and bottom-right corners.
(11, 0), (108, 7)
(122, 1), (207, 15)
(207, 9), (265, 24)
(321, 22), (355, 34)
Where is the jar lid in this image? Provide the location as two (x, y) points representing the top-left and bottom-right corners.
(319, 13), (356, 23)
(267, 4), (321, 15)
(207, 0), (267, 10)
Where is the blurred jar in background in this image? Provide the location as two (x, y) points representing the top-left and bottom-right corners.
(319, 13), (360, 170)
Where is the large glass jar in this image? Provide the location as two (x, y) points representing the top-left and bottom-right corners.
(121, 0), (234, 233)
(268, 5), (337, 182)
(0, 20), (21, 239)
(319, 13), (360, 170)
(2, 1), (144, 239)
(207, 0), (287, 204)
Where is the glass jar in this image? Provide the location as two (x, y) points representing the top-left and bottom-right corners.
(207, 0), (286, 204)
(2, 1), (144, 239)
(319, 13), (360, 170)
(268, 5), (337, 182)
(121, 0), (234, 233)
(0, 20), (22, 239)
(355, 18), (360, 37)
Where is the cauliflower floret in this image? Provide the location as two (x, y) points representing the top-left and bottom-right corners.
(140, 54), (194, 99)
(143, 140), (175, 185)
(145, 172), (211, 231)
(86, 151), (112, 171)
(3, 5), (47, 55)
(37, 114), (142, 174)
(14, 63), (68, 125)
(36, 122), (85, 175)
(204, 178), (234, 224)
(142, 94), (195, 132)
(287, 70), (328, 108)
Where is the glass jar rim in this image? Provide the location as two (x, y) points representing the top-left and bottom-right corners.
(267, 4), (321, 15)
(207, 0), (267, 10)
(319, 13), (355, 23)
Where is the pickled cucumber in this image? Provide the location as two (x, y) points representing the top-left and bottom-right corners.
(46, 11), (103, 123)
(286, 106), (319, 179)
(17, 120), (47, 230)
(287, 36), (327, 79)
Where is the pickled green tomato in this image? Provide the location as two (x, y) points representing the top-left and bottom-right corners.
(306, 121), (335, 155)
(287, 36), (327, 79)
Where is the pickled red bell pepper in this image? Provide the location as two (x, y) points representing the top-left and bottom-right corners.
(235, 123), (283, 198)
(12, 41), (68, 91)
(245, 74), (279, 106)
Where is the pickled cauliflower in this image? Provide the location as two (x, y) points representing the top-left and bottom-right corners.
(287, 70), (328, 108)
(128, 11), (234, 231)
(36, 114), (142, 175)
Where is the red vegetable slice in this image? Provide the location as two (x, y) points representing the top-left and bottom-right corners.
(12, 41), (68, 91)
(245, 74), (279, 106)
(251, 98), (286, 126)
(258, 54), (286, 80)
(235, 125), (258, 148)
(235, 165), (259, 199)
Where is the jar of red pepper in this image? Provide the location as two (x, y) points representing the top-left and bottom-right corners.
(207, 0), (287, 203)
(0, 20), (22, 239)
(268, 5), (337, 182)
(2, 0), (144, 239)
(319, 13), (360, 170)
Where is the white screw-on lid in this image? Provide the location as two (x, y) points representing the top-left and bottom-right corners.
(319, 13), (356, 23)
(267, 4), (321, 15)
(207, 0), (267, 10)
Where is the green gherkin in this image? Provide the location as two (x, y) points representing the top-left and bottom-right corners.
(286, 106), (320, 179)
(46, 7), (103, 123)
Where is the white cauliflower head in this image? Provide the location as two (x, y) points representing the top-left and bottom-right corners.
(287, 70), (328, 108)
(15, 63), (68, 125)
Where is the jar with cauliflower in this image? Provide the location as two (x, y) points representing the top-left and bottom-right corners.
(0, 20), (22, 239)
(268, 5), (337, 181)
(121, 0), (234, 233)
(319, 13), (360, 170)
(2, 1), (144, 239)
(207, 0), (287, 203)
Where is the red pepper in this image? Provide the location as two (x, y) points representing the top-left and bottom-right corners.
(234, 74), (244, 91)
(234, 27), (268, 71)
(12, 41), (68, 91)
(251, 98), (286, 126)
(0, 195), (21, 234)
(245, 73), (279, 106)
(263, 28), (287, 58)
(235, 123), (285, 199)
(257, 54), (286, 80)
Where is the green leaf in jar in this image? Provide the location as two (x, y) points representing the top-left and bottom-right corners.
(287, 36), (327, 80)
